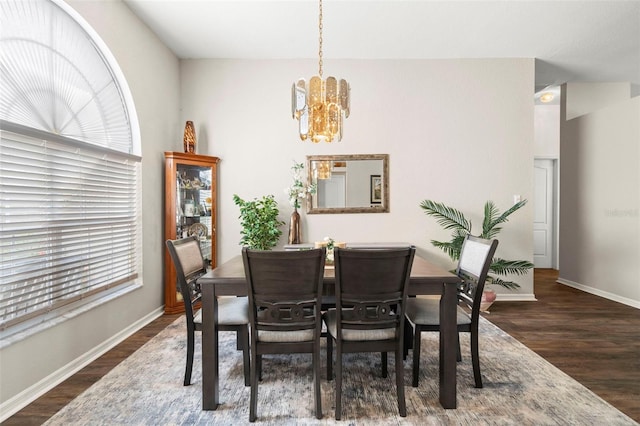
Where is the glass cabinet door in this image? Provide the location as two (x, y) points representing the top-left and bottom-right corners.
(176, 164), (213, 262)
(164, 152), (220, 314)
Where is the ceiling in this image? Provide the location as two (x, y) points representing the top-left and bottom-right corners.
(123, 0), (640, 96)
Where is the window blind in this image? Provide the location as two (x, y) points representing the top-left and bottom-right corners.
(0, 0), (142, 336)
(0, 125), (141, 330)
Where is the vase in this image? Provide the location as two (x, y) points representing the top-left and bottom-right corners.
(288, 207), (301, 244)
(480, 288), (497, 313)
(183, 120), (196, 154)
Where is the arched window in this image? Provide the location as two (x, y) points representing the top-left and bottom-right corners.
(0, 0), (142, 337)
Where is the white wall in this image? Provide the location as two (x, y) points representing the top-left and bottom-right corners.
(345, 160), (381, 207)
(534, 104), (560, 158)
(0, 0), (180, 409)
(180, 58), (535, 299)
(566, 82), (631, 120)
(559, 85), (640, 306)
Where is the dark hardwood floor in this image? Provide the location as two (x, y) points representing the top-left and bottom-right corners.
(4, 269), (640, 424)
(487, 269), (640, 423)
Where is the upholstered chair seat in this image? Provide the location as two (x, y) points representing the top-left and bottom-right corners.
(193, 296), (250, 325)
(324, 309), (396, 341)
(405, 298), (471, 325)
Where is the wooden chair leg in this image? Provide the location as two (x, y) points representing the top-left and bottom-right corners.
(249, 346), (259, 422)
(412, 327), (421, 387)
(471, 330), (483, 388)
(456, 332), (462, 362)
(395, 346), (407, 417)
(327, 336), (333, 381)
(381, 352), (388, 378)
(184, 329), (195, 386)
(240, 327), (250, 387)
(403, 321), (413, 359)
(313, 344), (322, 419)
(335, 346), (342, 420)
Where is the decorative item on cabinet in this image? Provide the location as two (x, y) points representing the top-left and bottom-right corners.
(183, 198), (196, 217)
(183, 120), (196, 154)
(164, 151), (220, 314)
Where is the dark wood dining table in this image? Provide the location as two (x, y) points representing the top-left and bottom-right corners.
(197, 253), (462, 410)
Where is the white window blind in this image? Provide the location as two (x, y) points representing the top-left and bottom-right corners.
(0, 124), (141, 330)
(0, 0), (142, 335)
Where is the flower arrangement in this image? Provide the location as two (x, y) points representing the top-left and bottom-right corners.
(315, 236), (345, 265)
(285, 161), (316, 210)
(324, 236), (335, 263)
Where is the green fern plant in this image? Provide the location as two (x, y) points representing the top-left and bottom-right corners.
(233, 194), (285, 250)
(419, 199), (534, 290)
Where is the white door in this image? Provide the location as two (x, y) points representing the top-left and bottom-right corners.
(533, 159), (555, 268)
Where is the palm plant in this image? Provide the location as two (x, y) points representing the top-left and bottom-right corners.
(419, 199), (534, 290)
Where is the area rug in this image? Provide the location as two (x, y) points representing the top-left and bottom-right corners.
(44, 316), (636, 425)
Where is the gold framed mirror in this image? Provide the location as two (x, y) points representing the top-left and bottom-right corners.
(306, 154), (389, 214)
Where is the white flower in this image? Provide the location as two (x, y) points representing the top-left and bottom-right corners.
(323, 236), (336, 263)
(287, 161), (316, 209)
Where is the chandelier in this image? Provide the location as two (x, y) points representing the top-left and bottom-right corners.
(291, 0), (350, 143)
(316, 161), (332, 179)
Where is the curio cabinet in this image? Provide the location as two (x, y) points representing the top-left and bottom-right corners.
(164, 151), (220, 314)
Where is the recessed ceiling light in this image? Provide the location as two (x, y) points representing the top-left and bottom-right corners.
(540, 92), (555, 103)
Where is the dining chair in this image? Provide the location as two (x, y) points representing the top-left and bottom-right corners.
(242, 247), (326, 422)
(324, 246), (416, 420)
(404, 234), (498, 388)
(165, 236), (250, 386)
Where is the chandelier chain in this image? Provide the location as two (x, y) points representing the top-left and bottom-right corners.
(318, 0), (323, 77)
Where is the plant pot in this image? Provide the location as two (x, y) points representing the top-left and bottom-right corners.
(480, 288), (497, 313)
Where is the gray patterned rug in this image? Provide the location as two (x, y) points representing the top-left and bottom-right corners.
(44, 316), (636, 425)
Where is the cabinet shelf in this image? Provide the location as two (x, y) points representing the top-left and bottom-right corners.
(164, 151), (220, 314)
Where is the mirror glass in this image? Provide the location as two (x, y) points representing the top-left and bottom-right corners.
(306, 154), (389, 214)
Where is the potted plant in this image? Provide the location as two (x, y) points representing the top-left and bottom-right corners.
(233, 194), (285, 250)
(419, 199), (534, 311)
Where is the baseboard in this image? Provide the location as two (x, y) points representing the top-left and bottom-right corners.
(0, 307), (164, 422)
(495, 293), (537, 302)
(557, 278), (640, 309)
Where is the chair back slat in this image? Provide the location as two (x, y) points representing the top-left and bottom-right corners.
(334, 247), (415, 335)
(255, 299), (318, 331)
(242, 248), (326, 335)
(165, 236), (207, 323)
(456, 235), (499, 315)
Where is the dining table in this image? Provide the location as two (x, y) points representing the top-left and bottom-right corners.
(197, 252), (462, 410)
